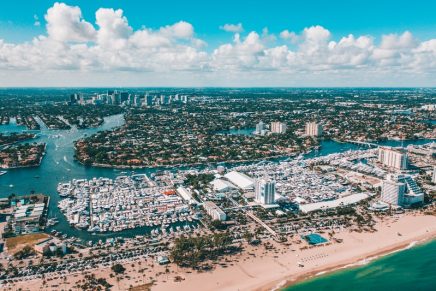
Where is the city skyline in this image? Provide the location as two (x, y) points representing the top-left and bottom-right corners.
(0, 1), (435, 87)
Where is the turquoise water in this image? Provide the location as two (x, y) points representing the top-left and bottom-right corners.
(284, 240), (436, 291)
(0, 117), (29, 134)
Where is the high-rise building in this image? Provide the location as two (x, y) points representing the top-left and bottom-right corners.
(305, 122), (323, 137)
(181, 95), (189, 104)
(160, 95), (170, 105)
(381, 174), (424, 206)
(378, 147), (408, 170)
(271, 122), (287, 134)
(255, 121), (266, 135)
(145, 94), (154, 107)
(381, 174), (406, 206)
(255, 178), (276, 205)
(133, 95), (142, 107)
(120, 92), (129, 103)
(69, 93), (79, 104)
(128, 94), (135, 105)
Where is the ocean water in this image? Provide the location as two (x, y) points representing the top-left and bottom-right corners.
(284, 240), (436, 291)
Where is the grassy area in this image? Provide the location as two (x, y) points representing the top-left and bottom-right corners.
(5, 233), (49, 252)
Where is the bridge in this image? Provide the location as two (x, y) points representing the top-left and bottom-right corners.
(345, 140), (379, 148)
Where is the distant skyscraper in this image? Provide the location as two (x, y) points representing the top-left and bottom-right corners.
(160, 95), (170, 105)
(181, 95), (188, 104)
(133, 95), (142, 107)
(145, 94), (153, 107)
(128, 94), (135, 105)
(120, 92), (129, 103)
(378, 147), (408, 170)
(69, 93), (79, 104)
(255, 178), (276, 205)
(271, 122), (287, 134)
(305, 122), (323, 137)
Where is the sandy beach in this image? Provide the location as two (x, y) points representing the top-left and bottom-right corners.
(3, 213), (436, 291)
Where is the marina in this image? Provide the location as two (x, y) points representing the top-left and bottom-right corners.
(57, 174), (197, 233)
(0, 114), (434, 242)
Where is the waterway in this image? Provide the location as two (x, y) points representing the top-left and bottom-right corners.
(0, 117), (434, 241)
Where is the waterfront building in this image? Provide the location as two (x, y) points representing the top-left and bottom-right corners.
(381, 174), (406, 206)
(402, 175), (425, 206)
(271, 122), (287, 134)
(255, 121), (266, 135)
(8, 194), (49, 235)
(255, 178), (276, 205)
(305, 122), (323, 137)
(381, 174), (424, 206)
(378, 147), (408, 170)
(203, 201), (226, 221)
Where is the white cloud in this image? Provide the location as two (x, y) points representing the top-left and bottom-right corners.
(280, 30), (298, 43)
(220, 23), (244, 33)
(33, 14), (41, 27)
(0, 3), (435, 86)
(160, 21), (194, 39)
(95, 8), (132, 49)
(45, 2), (96, 42)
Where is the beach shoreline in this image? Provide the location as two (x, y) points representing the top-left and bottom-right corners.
(261, 230), (436, 291)
(3, 213), (436, 291)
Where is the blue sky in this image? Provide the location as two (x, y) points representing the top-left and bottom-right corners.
(2, 0), (436, 43)
(0, 1), (435, 86)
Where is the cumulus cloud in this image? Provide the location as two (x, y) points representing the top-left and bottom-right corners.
(45, 2), (96, 42)
(0, 2), (435, 86)
(220, 23), (244, 33)
(280, 30), (298, 43)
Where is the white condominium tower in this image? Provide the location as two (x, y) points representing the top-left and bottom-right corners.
(305, 122), (323, 137)
(271, 122), (287, 134)
(378, 147), (408, 170)
(381, 174), (406, 205)
(255, 178), (276, 205)
(381, 174), (424, 206)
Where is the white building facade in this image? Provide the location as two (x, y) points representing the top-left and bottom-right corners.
(271, 122), (287, 134)
(378, 147), (408, 170)
(255, 178), (276, 205)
